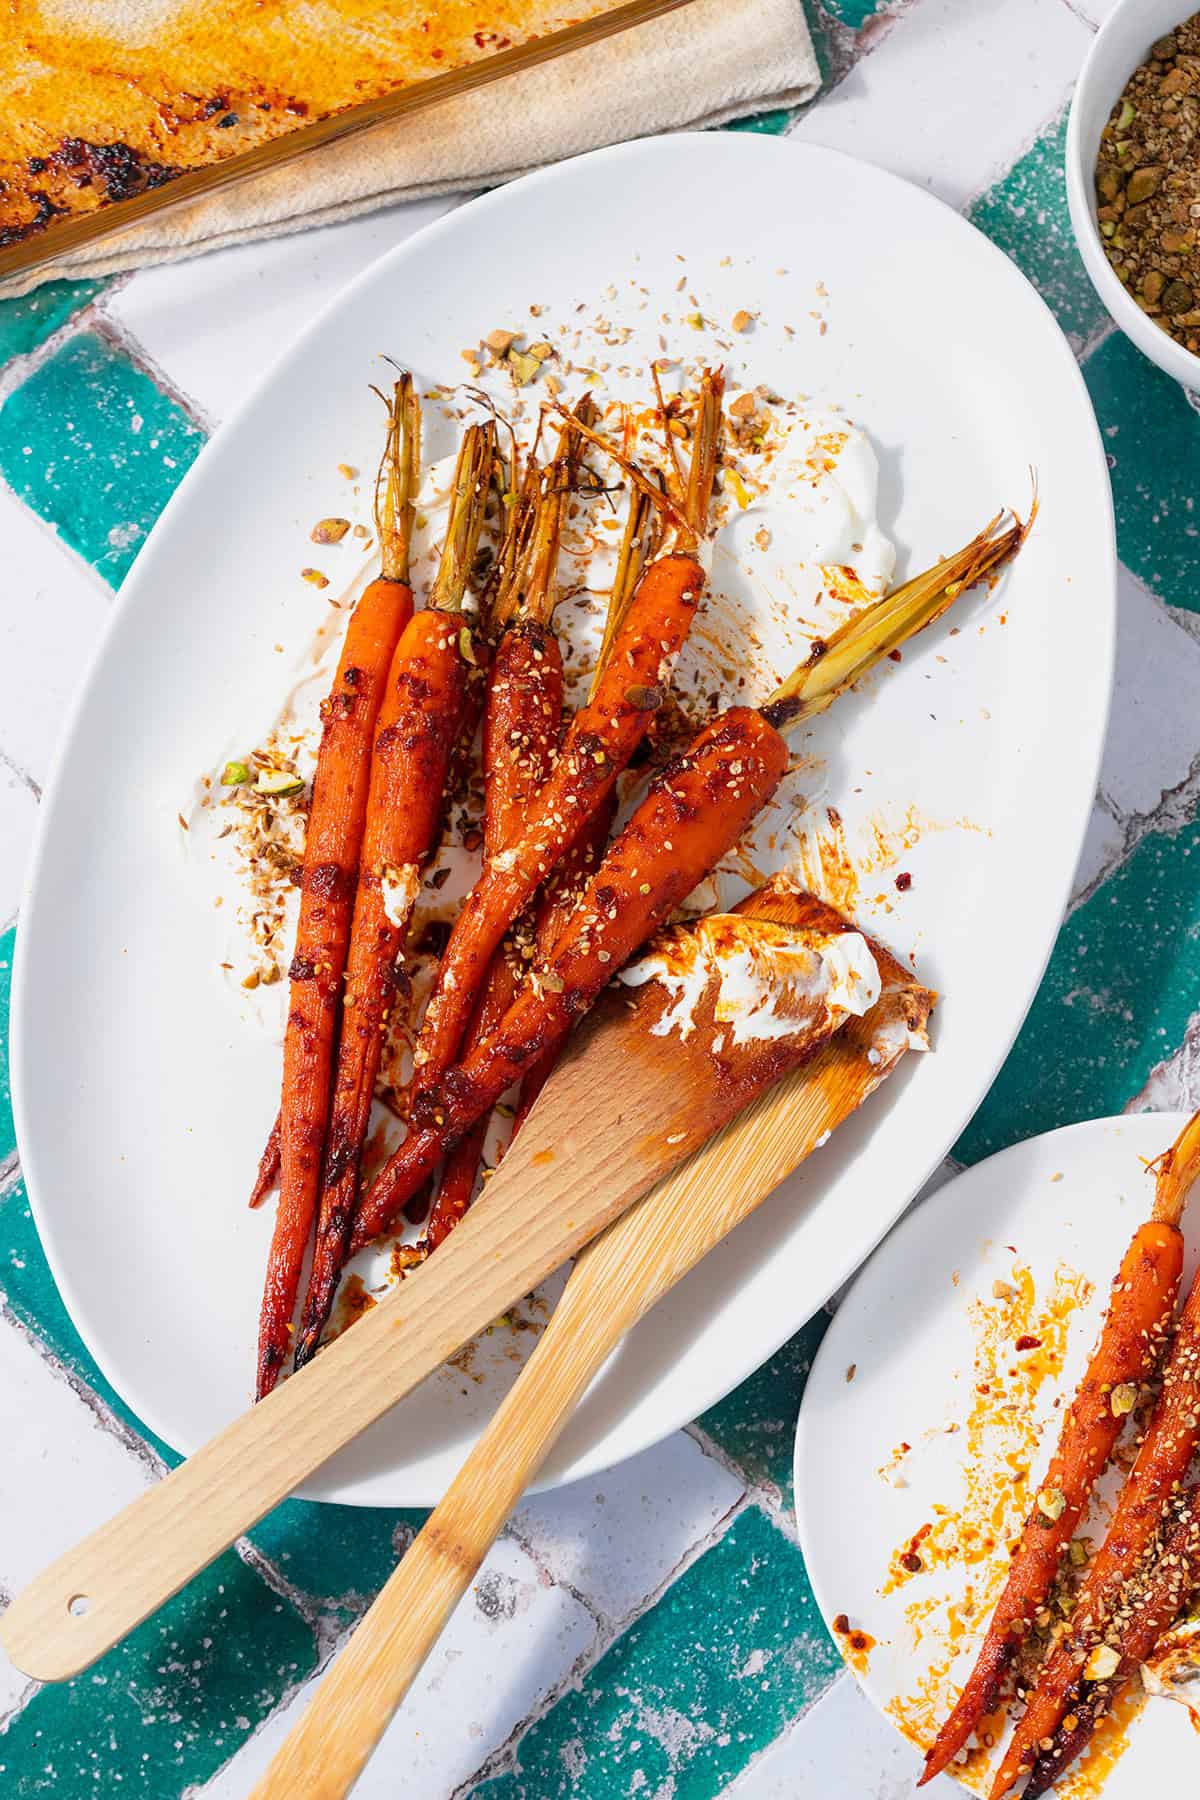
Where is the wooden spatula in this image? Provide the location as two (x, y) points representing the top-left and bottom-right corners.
(0, 884), (906, 1684)
(248, 885), (933, 1799)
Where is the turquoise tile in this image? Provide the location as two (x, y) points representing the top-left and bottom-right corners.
(1083, 330), (1200, 614)
(968, 108), (1107, 349)
(822, 0), (887, 26)
(248, 1498), (428, 1618)
(0, 1546), (316, 1795)
(696, 1312), (829, 1509)
(957, 815), (1200, 1165)
(0, 279), (106, 366)
(0, 925), (13, 1166)
(0, 332), (204, 586)
(727, 109), (796, 137)
(473, 1506), (840, 1800)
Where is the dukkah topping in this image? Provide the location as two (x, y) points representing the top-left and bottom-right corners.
(1094, 16), (1200, 354)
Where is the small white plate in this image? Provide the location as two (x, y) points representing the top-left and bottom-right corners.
(796, 1114), (1200, 1796)
(14, 133), (1113, 1505)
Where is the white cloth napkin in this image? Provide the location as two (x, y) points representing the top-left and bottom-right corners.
(6, 0), (817, 296)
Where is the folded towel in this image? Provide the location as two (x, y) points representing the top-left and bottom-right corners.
(3, 0), (817, 296)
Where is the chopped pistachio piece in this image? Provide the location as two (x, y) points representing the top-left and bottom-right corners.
(458, 626), (477, 665)
(255, 768), (305, 797)
(507, 348), (542, 386)
(1117, 98), (1136, 131)
(1069, 1538), (1089, 1567)
(1110, 1381), (1137, 1416)
(1037, 1487), (1066, 1522)
(221, 759), (251, 786)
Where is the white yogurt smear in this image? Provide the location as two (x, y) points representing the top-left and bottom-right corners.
(619, 914), (881, 1046)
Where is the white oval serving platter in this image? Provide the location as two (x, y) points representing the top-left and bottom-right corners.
(14, 132), (1114, 1504)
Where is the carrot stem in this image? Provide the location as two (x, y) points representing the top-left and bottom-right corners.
(762, 509), (1030, 730)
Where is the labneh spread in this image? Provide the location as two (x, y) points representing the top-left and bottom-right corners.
(618, 914), (880, 1046)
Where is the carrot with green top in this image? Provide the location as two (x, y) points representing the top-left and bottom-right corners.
(421, 414), (581, 1250)
(510, 487), (655, 1136)
(346, 510), (1026, 1257)
(288, 421), (496, 1375)
(987, 1108), (1200, 1797)
(424, 405), (635, 1249)
(406, 370), (725, 1107)
(254, 375), (421, 1397)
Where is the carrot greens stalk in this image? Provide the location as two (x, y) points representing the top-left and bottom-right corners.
(254, 374), (421, 1397)
(346, 510), (1025, 1257)
(987, 1108), (1200, 1796)
(287, 420), (496, 1374)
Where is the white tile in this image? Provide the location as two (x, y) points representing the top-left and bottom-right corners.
(103, 197), (458, 424)
(725, 1669), (962, 1798)
(510, 1430), (744, 1625)
(0, 759), (37, 928)
(1064, 0), (1117, 24)
(193, 1533), (596, 1800)
(791, 0), (1089, 209)
(0, 1314), (153, 1713)
(1098, 565), (1200, 820)
(0, 489), (111, 792)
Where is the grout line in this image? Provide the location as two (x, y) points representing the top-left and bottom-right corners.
(0, 467), (118, 600)
(0, 745), (41, 804)
(1057, 0), (1101, 28)
(86, 308), (216, 436)
(958, 94), (1071, 218)
(0, 1296), (166, 1481)
(0, 1151), (23, 1200)
(721, 1670), (854, 1796)
(453, 1491), (757, 1797)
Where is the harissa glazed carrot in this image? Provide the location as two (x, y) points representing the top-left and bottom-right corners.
(255, 374), (420, 1398)
(346, 508), (1028, 1257)
(404, 369), (726, 1112)
(290, 419), (496, 1372)
(987, 1108), (1200, 1796)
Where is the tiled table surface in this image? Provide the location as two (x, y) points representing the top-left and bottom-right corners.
(1, 0), (1196, 1793)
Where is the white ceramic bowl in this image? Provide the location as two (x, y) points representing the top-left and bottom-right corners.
(1067, 0), (1200, 390)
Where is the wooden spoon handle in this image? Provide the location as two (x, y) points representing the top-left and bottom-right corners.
(251, 1283), (617, 1799)
(0, 1077), (666, 1686)
(251, 994), (920, 1799)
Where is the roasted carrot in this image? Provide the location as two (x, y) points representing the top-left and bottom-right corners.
(348, 509), (1027, 1258)
(989, 1116), (1200, 1796)
(288, 421), (496, 1374)
(919, 1219), (1184, 1782)
(350, 703), (789, 1249)
(425, 416), (640, 1247)
(1022, 1485), (1200, 1796)
(406, 370), (725, 1104)
(421, 430), (576, 1252)
(254, 375), (421, 1397)
(510, 485), (655, 1136)
(511, 796), (616, 1136)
